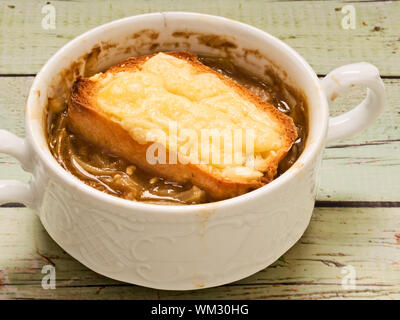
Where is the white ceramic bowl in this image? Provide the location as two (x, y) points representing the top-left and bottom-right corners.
(0, 12), (385, 290)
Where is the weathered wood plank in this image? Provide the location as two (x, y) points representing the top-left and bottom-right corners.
(1, 77), (399, 201)
(0, 77), (31, 182)
(1, 207), (399, 299)
(0, 0), (399, 75)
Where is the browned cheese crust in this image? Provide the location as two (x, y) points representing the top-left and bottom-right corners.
(68, 51), (298, 200)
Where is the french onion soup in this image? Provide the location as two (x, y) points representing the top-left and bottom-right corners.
(47, 51), (307, 205)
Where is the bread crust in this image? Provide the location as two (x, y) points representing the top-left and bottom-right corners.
(68, 51), (298, 200)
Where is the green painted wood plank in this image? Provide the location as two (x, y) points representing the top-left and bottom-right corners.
(0, 0), (399, 75)
(319, 144), (400, 201)
(1, 207), (399, 299)
(1, 77), (399, 201)
(0, 77), (31, 182)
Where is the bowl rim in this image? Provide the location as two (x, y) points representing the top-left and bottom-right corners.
(26, 12), (328, 216)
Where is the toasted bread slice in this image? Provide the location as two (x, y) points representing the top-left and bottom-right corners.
(68, 51), (297, 200)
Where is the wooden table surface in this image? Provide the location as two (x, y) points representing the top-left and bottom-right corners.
(1, 0), (400, 300)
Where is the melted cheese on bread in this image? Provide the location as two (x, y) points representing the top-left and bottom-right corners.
(91, 53), (292, 180)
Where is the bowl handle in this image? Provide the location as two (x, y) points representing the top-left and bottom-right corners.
(321, 62), (386, 143)
(0, 129), (34, 207)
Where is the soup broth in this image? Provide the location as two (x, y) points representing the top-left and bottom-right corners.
(47, 54), (307, 205)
